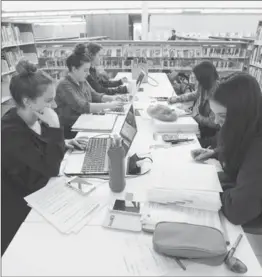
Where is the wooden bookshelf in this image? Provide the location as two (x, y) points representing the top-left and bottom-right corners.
(1, 22), (39, 109)
(249, 21), (262, 90)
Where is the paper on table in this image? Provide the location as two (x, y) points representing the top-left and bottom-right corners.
(149, 162), (222, 192)
(24, 177), (103, 234)
(118, 233), (183, 276)
(141, 202), (223, 233)
(147, 187), (222, 211)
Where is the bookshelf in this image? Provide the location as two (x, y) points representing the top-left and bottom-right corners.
(36, 39), (250, 81)
(249, 21), (262, 90)
(1, 21), (39, 116)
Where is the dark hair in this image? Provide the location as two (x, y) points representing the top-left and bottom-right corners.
(213, 72), (262, 177)
(10, 59), (53, 107)
(86, 42), (103, 61)
(66, 43), (91, 71)
(193, 61), (219, 90)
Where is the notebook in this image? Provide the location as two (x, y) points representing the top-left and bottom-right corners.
(72, 114), (117, 132)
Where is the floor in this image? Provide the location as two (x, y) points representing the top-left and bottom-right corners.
(246, 233), (262, 267)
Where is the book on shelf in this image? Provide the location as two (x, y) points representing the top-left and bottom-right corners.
(256, 22), (262, 42)
(250, 66), (262, 87)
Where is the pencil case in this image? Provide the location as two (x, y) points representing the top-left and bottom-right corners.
(153, 222), (227, 266)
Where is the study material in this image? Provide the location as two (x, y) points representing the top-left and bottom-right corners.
(113, 232), (185, 276)
(149, 162), (223, 192)
(24, 177), (103, 234)
(141, 202), (223, 233)
(147, 187), (222, 211)
(71, 114), (117, 132)
(153, 116), (199, 134)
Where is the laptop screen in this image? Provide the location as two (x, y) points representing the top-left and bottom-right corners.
(119, 105), (137, 156)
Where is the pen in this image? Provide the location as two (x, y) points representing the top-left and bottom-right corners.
(174, 257), (186, 271)
(170, 139), (194, 144)
(225, 234), (243, 261)
(219, 212), (230, 246)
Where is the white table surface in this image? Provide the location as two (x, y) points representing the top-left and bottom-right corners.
(2, 73), (262, 276)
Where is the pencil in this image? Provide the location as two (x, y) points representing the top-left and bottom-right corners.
(219, 212), (230, 246)
(174, 257), (186, 271)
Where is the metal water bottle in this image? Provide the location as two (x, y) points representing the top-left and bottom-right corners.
(108, 134), (126, 193)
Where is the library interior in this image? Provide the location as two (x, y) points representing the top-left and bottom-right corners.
(1, 1), (262, 276)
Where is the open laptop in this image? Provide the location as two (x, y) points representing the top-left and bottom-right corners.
(104, 70), (146, 115)
(64, 104), (137, 176)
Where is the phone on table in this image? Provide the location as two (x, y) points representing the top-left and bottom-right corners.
(66, 177), (96, 195)
(162, 134), (179, 142)
(109, 199), (141, 216)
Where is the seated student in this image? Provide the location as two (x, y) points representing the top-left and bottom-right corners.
(168, 61), (220, 147)
(1, 60), (85, 255)
(193, 73), (262, 226)
(55, 44), (125, 139)
(96, 67), (128, 88)
(85, 42), (129, 95)
(167, 71), (194, 95)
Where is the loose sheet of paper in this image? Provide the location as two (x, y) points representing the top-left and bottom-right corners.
(25, 177), (107, 234)
(141, 202), (223, 233)
(117, 233), (183, 276)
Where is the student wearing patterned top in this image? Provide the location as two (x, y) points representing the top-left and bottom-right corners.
(55, 44), (125, 139)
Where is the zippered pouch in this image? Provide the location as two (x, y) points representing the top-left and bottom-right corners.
(153, 222), (227, 266)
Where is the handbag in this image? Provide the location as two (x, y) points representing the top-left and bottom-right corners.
(153, 222), (227, 266)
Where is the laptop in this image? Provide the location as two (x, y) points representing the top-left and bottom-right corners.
(64, 104), (138, 176)
(104, 70), (146, 115)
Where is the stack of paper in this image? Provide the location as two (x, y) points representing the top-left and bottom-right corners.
(141, 202), (223, 234)
(24, 177), (106, 234)
(153, 116), (199, 134)
(72, 114), (117, 132)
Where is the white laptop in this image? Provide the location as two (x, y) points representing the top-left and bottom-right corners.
(64, 104), (138, 176)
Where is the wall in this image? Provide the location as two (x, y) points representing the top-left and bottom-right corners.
(33, 23), (86, 39)
(86, 14), (130, 40)
(149, 14), (262, 40)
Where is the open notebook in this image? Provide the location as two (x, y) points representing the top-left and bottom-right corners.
(72, 114), (117, 132)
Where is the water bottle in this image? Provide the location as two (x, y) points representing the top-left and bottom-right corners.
(108, 134), (126, 193)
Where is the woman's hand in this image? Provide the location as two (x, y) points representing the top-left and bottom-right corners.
(191, 148), (215, 162)
(65, 138), (89, 150)
(34, 107), (60, 128)
(121, 77), (128, 83)
(105, 101), (125, 110)
(168, 96), (180, 104)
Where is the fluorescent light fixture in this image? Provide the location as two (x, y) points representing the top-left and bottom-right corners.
(35, 22), (84, 26)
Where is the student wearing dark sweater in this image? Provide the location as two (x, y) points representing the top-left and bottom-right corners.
(55, 44), (125, 139)
(192, 73), (262, 226)
(1, 60), (87, 255)
(85, 42), (129, 95)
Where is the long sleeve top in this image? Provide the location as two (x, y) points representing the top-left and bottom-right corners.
(55, 74), (104, 130)
(96, 70), (123, 88)
(175, 82), (219, 129)
(1, 107), (65, 197)
(220, 136), (262, 225)
(87, 67), (128, 95)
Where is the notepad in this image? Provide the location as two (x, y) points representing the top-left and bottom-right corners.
(72, 114), (117, 132)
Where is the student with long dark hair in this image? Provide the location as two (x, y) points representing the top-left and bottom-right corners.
(168, 61), (220, 146)
(55, 44), (124, 138)
(85, 42), (129, 95)
(197, 73), (262, 226)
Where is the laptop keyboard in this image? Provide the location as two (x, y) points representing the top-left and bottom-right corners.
(81, 138), (110, 174)
(110, 106), (125, 113)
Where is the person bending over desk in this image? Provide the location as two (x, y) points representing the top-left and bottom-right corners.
(1, 60), (86, 255)
(85, 42), (129, 95)
(168, 61), (220, 147)
(55, 44), (125, 139)
(192, 73), (262, 226)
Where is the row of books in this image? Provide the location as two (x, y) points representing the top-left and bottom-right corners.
(37, 45), (248, 59)
(255, 23), (262, 42)
(250, 45), (262, 65)
(2, 25), (34, 47)
(2, 49), (38, 73)
(250, 66), (262, 89)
